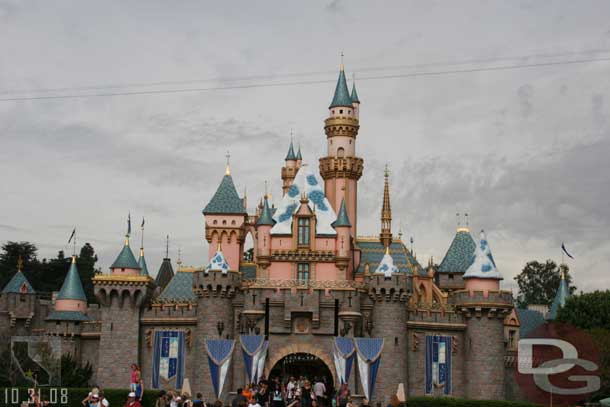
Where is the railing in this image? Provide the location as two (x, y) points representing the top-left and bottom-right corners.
(241, 278), (366, 290)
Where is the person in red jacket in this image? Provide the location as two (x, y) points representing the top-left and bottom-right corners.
(125, 392), (142, 407)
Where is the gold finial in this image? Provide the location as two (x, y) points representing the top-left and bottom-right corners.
(560, 267), (566, 280)
(264, 180), (268, 199)
(385, 246), (390, 255)
(71, 255), (77, 264)
(140, 247), (145, 257)
(217, 242), (222, 252)
(124, 235), (130, 246)
(17, 255), (23, 272)
(340, 52), (344, 71)
(225, 151), (231, 175)
(380, 163), (392, 248)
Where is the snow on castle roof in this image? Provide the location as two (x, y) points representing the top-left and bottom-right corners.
(271, 165), (337, 236)
(463, 230), (502, 280)
(374, 249), (399, 277)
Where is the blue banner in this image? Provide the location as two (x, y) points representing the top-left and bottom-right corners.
(354, 338), (384, 401)
(425, 335), (451, 395)
(206, 339), (235, 399)
(152, 331), (186, 389)
(333, 337), (356, 385)
(240, 335), (267, 384)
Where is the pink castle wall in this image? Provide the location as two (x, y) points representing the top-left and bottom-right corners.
(55, 298), (86, 312)
(111, 267), (140, 276)
(464, 278), (500, 296)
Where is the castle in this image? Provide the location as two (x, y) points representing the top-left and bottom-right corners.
(2, 63), (546, 403)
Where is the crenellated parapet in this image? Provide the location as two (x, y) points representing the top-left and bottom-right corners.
(365, 273), (410, 303)
(319, 156), (364, 181)
(324, 116), (360, 139)
(450, 289), (513, 318)
(192, 269), (241, 298)
(93, 275), (156, 308)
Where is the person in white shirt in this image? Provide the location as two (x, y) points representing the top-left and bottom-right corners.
(313, 379), (326, 407)
(248, 397), (262, 407)
(286, 377), (297, 403)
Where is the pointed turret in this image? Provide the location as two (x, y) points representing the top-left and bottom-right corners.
(285, 139), (297, 161)
(332, 198), (351, 228)
(281, 135), (299, 195)
(205, 244), (230, 274)
(379, 165), (392, 248)
(463, 230), (502, 281)
(296, 144), (303, 162)
(2, 257), (34, 294)
(329, 65), (353, 108)
(256, 196), (275, 226)
(548, 268), (570, 320)
(155, 258), (175, 292)
(350, 81), (360, 104)
(138, 248), (150, 277)
(110, 236), (141, 271)
(47, 255), (89, 320)
(203, 172), (246, 215)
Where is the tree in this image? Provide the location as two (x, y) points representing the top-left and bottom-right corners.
(77, 243), (100, 303)
(0, 241), (40, 290)
(514, 260), (576, 308)
(59, 353), (93, 387)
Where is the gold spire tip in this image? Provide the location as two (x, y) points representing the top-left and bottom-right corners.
(225, 151), (231, 175)
(71, 255), (77, 264)
(217, 242), (222, 251)
(124, 236), (130, 246)
(17, 255), (23, 272)
(385, 246), (390, 255)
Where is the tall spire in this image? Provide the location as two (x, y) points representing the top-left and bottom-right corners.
(225, 151), (231, 175)
(350, 73), (360, 104)
(285, 137), (297, 161)
(548, 266), (570, 320)
(57, 255), (87, 301)
(137, 218), (149, 276)
(296, 142), (302, 161)
(329, 57), (353, 108)
(380, 164), (392, 248)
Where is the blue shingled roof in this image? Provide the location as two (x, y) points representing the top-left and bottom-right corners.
(240, 263), (257, 280)
(155, 258), (174, 291)
(46, 310), (89, 321)
(286, 140), (297, 161)
(138, 250), (150, 276)
(329, 69), (353, 108)
(157, 271), (197, 302)
(57, 258), (87, 301)
(332, 198), (351, 228)
(356, 239), (425, 276)
(2, 270), (35, 294)
(203, 174), (246, 214)
(351, 82), (360, 103)
(110, 242), (141, 269)
(438, 229), (476, 274)
(516, 308), (546, 338)
(256, 197), (275, 226)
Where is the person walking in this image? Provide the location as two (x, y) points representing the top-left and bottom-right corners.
(313, 379), (326, 407)
(335, 384), (349, 407)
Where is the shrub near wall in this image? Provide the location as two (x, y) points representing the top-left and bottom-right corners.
(406, 397), (541, 407)
(0, 388), (162, 407)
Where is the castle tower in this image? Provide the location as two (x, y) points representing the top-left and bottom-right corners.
(202, 160), (248, 271)
(437, 225), (476, 291)
(319, 63), (364, 237)
(452, 230), (512, 400)
(255, 196), (275, 272)
(1, 256), (36, 331)
(192, 245), (240, 401)
(53, 255), (87, 314)
(93, 231), (155, 388)
(548, 267), (570, 320)
(155, 235), (174, 293)
(379, 166), (392, 248)
(366, 249), (409, 402)
(281, 139), (299, 195)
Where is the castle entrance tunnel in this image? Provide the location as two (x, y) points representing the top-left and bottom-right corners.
(268, 352), (334, 391)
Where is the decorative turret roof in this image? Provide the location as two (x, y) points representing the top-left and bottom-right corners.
(110, 238), (141, 270)
(463, 230), (502, 280)
(351, 81), (360, 103)
(332, 198), (351, 228)
(138, 248), (150, 276)
(256, 196), (275, 226)
(374, 247), (399, 277)
(355, 239), (425, 276)
(379, 165), (392, 248)
(329, 67), (353, 108)
(205, 245), (230, 274)
(296, 144), (303, 161)
(548, 270), (570, 320)
(46, 310), (89, 321)
(155, 258), (175, 291)
(2, 259), (34, 294)
(57, 256), (87, 301)
(157, 270), (197, 302)
(285, 140), (297, 161)
(438, 228), (476, 274)
(203, 174), (246, 215)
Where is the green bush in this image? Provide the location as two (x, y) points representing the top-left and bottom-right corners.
(0, 387), (162, 407)
(405, 397), (541, 406)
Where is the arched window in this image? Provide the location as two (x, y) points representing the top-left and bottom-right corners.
(222, 220), (227, 225)
(337, 147), (345, 158)
(297, 263), (310, 281)
(298, 218), (310, 245)
(213, 220), (218, 225)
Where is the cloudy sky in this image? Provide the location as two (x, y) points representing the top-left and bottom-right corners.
(1, 0), (609, 292)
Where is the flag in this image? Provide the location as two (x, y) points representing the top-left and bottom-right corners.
(68, 228), (76, 243)
(561, 242), (574, 259)
(141, 217), (145, 228)
(127, 213), (131, 236)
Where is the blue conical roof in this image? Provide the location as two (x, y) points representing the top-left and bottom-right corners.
(155, 258), (174, 290)
(110, 239), (141, 269)
(57, 257), (87, 301)
(351, 82), (360, 103)
(285, 140), (297, 161)
(296, 145), (302, 160)
(332, 198), (351, 228)
(256, 197), (275, 226)
(2, 269), (34, 294)
(138, 248), (150, 276)
(203, 174), (246, 214)
(205, 246), (230, 274)
(463, 230), (502, 280)
(329, 68), (353, 108)
(374, 248), (399, 277)
(438, 228), (476, 273)
(548, 273), (570, 320)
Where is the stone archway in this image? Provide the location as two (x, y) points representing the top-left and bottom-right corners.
(264, 343), (337, 386)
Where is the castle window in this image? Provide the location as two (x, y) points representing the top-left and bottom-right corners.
(297, 263), (310, 282)
(231, 220), (236, 225)
(222, 220), (227, 225)
(332, 110), (335, 114)
(339, 109), (343, 114)
(297, 218), (310, 245)
(448, 274), (454, 280)
(337, 147), (345, 158)
(508, 329), (517, 349)
(213, 220), (218, 225)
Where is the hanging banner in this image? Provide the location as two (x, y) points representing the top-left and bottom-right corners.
(425, 335), (452, 395)
(354, 338), (384, 401)
(256, 340), (268, 383)
(206, 339), (235, 399)
(240, 335), (268, 384)
(152, 331), (186, 389)
(333, 337), (356, 385)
